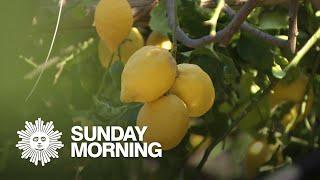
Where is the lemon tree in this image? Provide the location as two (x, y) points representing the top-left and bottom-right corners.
(10, 0), (320, 179)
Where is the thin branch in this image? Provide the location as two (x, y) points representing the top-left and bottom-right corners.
(195, 80), (277, 175)
(288, 0), (299, 53)
(284, 27), (320, 71)
(206, 0), (226, 35)
(217, 0), (260, 46)
(310, 0), (320, 10)
(223, 5), (288, 48)
(166, 0), (288, 48)
(195, 27), (320, 174)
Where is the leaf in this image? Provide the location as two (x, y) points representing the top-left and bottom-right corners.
(109, 60), (124, 90)
(237, 32), (275, 70)
(178, 0), (210, 38)
(259, 9), (288, 30)
(272, 64), (286, 79)
(79, 56), (102, 94)
(149, 0), (171, 35)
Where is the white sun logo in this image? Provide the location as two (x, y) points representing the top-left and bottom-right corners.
(16, 118), (64, 166)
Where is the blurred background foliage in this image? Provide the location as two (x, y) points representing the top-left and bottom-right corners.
(0, 0), (319, 179)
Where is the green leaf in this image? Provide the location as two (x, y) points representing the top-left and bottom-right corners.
(272, 64), (286, 79)
(178, 0), (210, 38)
(237, 32), (275, 70)
(109, 60), (124, 90)
(79, 56), (102, 94)
(259, 9), (288, 30)
(149, 0), (171, 35)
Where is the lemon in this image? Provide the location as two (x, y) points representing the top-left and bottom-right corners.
(98, 40), (117, 68)
(118, 27), (144, 64)
(98, 28), (144, 68)
(269, 74), (309, 108)
(146, 31), (173, 50)
(136, 94), (189, 150)
(121, 46), (177, 103)
(94, 0), (133, 51)
(170, 64), (215, 117)
(245, 139), (274, 178)
(281, 105), (299, 131)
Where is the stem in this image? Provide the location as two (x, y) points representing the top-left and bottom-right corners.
(195, 80), (277, 174)
(288, 0), (299, 53)
(166, 0), (262, 48)
(208, 0), (225, 35)
(284, 27), (320, 72)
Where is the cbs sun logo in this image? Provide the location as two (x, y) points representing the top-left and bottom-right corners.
(16, 118), (64, 166)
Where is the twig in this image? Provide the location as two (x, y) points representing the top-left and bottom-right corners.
(166, 0), (259, 47)
(167, 0), (288, 48)
(288, 0), (299, 53)
(284, 27), (320, 71)
(195, 80), (277, 174)
(218, 0), (260, 46)
(310, 0), (320, 10)
(223, 5), (288, 48)
(24, 57), (60, 79)
(206, 0), (225, 35)
(195, 27), (320, 173)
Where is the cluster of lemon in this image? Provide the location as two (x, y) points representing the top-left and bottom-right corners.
(121, 46), (215, 150)
(94, 0), (215, 150)
(244, 74), (313, 178)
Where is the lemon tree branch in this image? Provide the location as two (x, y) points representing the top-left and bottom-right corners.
(166, 0), (289, 48)
(195, 27), (320, 174)
(284, 27), (320, 71)
(288, 0), (299, 53)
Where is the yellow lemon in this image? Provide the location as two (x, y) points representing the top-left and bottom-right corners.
(170, 64), (215, 117)
(146, 31), (173, 50)
(281, 105), (299, 132)
(245, 139), (274, 178)
(98, 28), (144, 68)
(136, 94), (189, 150)
(269, 74), (309, 108)
(121, 46), (177, 103)
(118, 27), (144, 64)
(98, 40), (117, 68)
(94, 0), (133, 51)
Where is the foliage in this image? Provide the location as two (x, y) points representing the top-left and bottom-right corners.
(0, 0), (320, 179)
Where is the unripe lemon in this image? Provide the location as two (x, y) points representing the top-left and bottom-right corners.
(146, 31), (173, 50)
(269, 74), (309, 108)
(94, 0), (133, 51)
(121, 46), (177, 103)
(169, 64), (215, 117)
(136, 94), (189, 150)
(98, 28), (144, 68)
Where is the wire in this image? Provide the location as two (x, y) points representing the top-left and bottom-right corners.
(25, 0), (64, 102)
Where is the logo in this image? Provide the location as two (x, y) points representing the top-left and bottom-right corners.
(16, 118), (64, 166)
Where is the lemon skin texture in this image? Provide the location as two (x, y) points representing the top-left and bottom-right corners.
(269, 74), (309, 108)
(98, 40), (117, 68)
(136, 94), (189, 150)
(118, 27), (144, 64)
(94, 0), (133, 51)
(98, 28), (144, 68)
(121, 46), (177, 103)
(245, 140), (274, 178)
(170, 63), (215, 117)
(146, 31), (172, 50)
